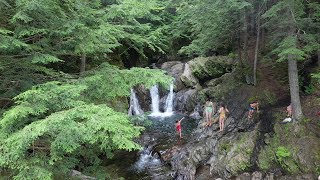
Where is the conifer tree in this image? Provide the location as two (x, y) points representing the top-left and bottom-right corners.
(262, 0), (320, 120)
(171, 0), (251, 56)
(0, 63), (172, 179)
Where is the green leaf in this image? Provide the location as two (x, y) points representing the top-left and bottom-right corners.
(31, 53), (64, 64)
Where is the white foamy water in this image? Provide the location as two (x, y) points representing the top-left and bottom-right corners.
(150, 85), (161, 116)
(164, 84), (174, 116)
(128, 89), (143, 116)
(133, 148), (161, 172)
(149, 84), (174, 117)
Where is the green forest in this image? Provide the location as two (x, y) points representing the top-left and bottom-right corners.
(0, 0), (319, 179)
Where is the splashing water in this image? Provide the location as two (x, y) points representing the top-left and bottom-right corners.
(150, 85), (162, 116)
(128, 89), (143, 116)
(164, 84), (174, 116)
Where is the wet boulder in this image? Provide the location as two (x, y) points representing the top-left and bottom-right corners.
(174, 89), (198, 113)
(134, 84), (152, 112)
(161, 61), (186, 91)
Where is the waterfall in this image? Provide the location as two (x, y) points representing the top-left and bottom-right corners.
(150, 85), (161, 116)
(164, 84), (174, 116)
(128, 105), (133, 116)
(129, 89), (143, 116)
(150, 84), (174, 117)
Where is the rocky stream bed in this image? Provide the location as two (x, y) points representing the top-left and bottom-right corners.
(104, 56), (319, 180)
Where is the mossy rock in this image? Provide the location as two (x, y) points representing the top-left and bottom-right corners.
(200, 73), (241, 100)
(180, 63), (200, 88)
(258, 121), (320, 175)
(188, 56), (236, 80)
(211, 128), (258, 176)
(225, 130), (257, 174)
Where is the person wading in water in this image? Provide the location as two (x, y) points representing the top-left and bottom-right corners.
(175, 117), (184, 139)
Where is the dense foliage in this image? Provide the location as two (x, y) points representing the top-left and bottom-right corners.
(0, 0), (173, 178)
(171, 0), (320, 58)
(170, 0), (319, 119)
(171, 0), (251, 56)
(0, 0), (170, 60)
(0, 64), (172, 179)
(0, 0), (319, 178)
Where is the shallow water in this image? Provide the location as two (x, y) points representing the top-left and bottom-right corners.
(109, 113), (198, 179)
(0, 114), (199, 179)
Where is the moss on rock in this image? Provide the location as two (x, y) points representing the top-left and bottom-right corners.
(225, 131), (256, 174)
(258, 117), (320, 175)
(189, 56), (236, 81)
(107, 96), (129, 113)
(200, 72), (241, 100)
(211, 128), (258, 176)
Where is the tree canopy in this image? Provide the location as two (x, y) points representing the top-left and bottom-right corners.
(0, 0), (319, 178)
(0, 0), (173, 178)
(0, 63), (172, 179)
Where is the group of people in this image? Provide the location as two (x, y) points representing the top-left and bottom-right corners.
(203, 99), (229, 132)
(175, 98), (318, 138)
(203, 99), (261, 131)
(175, 99), (261, 138)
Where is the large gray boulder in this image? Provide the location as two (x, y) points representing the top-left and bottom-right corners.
(180, 63), (201, 89)
(188, 56), (236, 81)
(174, 89), (198, 113)
(160, 61), (186, 91)
(208, 128), (258, 178)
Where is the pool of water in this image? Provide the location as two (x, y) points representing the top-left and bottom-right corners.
(0, 114), (199, 180)
(106, 113), (199, 179)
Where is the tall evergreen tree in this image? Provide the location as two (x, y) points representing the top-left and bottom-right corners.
(0, 0), (170, 70)
(171, 0), (251, 56)
(262, 0), (320, 120)
(0, 0), (174, 178)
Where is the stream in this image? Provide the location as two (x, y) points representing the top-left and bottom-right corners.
(107, 113), (198, 179)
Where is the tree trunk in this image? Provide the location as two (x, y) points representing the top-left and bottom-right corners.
(288, 56), (303, 120)
(318, 49), (320, 66)
(237, 24), (243, 67)
(80, 54), (86, 75)
(260, 28), (266, 51)
(253, 12), (261, 86)
(243, 11), (249, 63)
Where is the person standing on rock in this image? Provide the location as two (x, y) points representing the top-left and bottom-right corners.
(248, 101), (259, 119)
(286, 104), (292, 117)
(218, 103), (229, 132)
(175, 117), (184, 139)
(204, 99), (214, 127)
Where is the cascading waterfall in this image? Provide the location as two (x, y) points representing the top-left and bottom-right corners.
(164, 84), (174, 116)
(128, 89), (143, 116)
(150, 85), (161, 116)
(150, 84), (174, 117)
